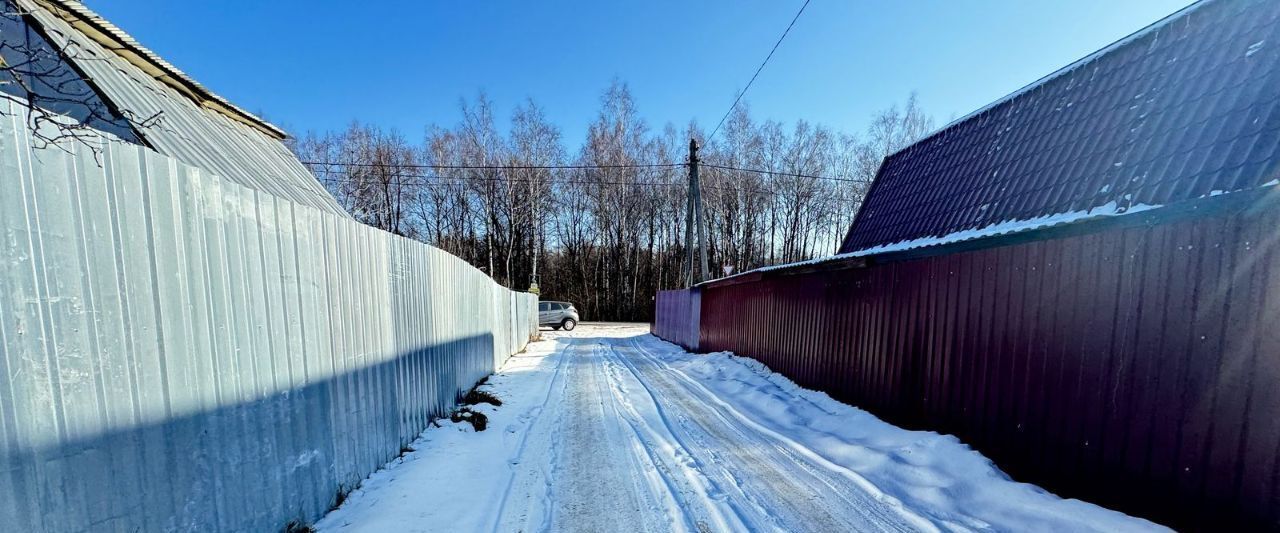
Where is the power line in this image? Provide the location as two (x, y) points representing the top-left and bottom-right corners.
(320, 177), (685, 190)
(313, 173), (840, 202)
(701, 162), (862, 183)
(300, 160), (682, 171)
(706, 0), (812, 142)
(304, 159), (855, 184)
(304, 161), (855, 188)
(317, 174), (679, 188)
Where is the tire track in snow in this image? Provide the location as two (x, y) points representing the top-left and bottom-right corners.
(595, 340), (751, 532)
(546, 341), (682, 532)
(617, 336), (937, 532)
(316, 326), (1160, 533)
(488, 335), (576, 533)
(597, 339), (784, 526)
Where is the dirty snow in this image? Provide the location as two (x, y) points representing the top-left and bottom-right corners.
(315, 324), (1166, 532)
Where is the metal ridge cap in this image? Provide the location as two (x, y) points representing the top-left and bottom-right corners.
(881, 0), (1210, 163)
(27, 0), (288, 139)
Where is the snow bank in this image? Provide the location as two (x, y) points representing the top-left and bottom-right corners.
(637, 335), (1168, 532)
(313, 336), (563, 532)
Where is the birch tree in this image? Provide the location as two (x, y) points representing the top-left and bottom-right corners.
(295, 87), (933, 321)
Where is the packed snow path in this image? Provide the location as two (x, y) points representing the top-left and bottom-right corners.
(316, 324), (1165, 533)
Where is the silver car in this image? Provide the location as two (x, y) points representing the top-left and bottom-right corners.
(538, 301), (579, 331)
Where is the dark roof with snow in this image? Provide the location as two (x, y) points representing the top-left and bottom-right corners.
(839, 0), (1280, 254)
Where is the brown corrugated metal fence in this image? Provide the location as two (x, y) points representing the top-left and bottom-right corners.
(666, 201), (1280, 530)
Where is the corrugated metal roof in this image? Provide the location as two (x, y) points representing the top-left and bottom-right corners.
(29, 0), (286, 139)
(839, 0), (1280, 254)
(0, 1), (140, 142)
(18, 0), (348, 215)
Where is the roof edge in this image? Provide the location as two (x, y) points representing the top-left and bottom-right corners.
(28, 0), (288, 140)
(885, 0), (1207, 162)
(706, 181), (1280, 288)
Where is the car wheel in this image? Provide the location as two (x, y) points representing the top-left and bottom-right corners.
(561, 318), (576, 331)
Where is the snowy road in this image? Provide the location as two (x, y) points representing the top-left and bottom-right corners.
(315, 324), (1166, 533)
(517, 333), (921, 532)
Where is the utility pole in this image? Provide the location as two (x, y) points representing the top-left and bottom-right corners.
(529, 170), (541, 294)
(683, 147), (696, 286)
(685, 138), (710, 285)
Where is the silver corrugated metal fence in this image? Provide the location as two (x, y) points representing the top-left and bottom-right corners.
(0, 99), (537, 532)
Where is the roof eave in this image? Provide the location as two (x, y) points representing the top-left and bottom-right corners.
(28, 0), (289, 140)
(708, 183), (1280, 290)
(881, 0), (1209, 163)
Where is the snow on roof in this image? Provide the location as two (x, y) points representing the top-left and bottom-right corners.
(709, 177), (1279, 286)
(704, 196), (1165, 286)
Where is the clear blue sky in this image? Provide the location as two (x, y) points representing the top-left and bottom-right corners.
(86, 0), (1195, 147)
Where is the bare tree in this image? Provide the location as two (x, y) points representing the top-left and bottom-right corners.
(298, 123), (419, 236)
(294, 84), (934, 321)
(510, 98), (563, 291)
(0, 2), (161, 157)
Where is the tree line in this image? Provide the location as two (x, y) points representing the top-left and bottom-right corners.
(291, 80), (933, 321)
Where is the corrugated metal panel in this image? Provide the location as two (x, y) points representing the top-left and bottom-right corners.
(19, 0), (348, 216)
(841, 0), (1280, 254)
(0, 99), (537, 532)
(669, 195), (1280, 529)
(0, 2), (141, 143)
(29, 0), (289, 138)
(652, 289), (699, 351)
